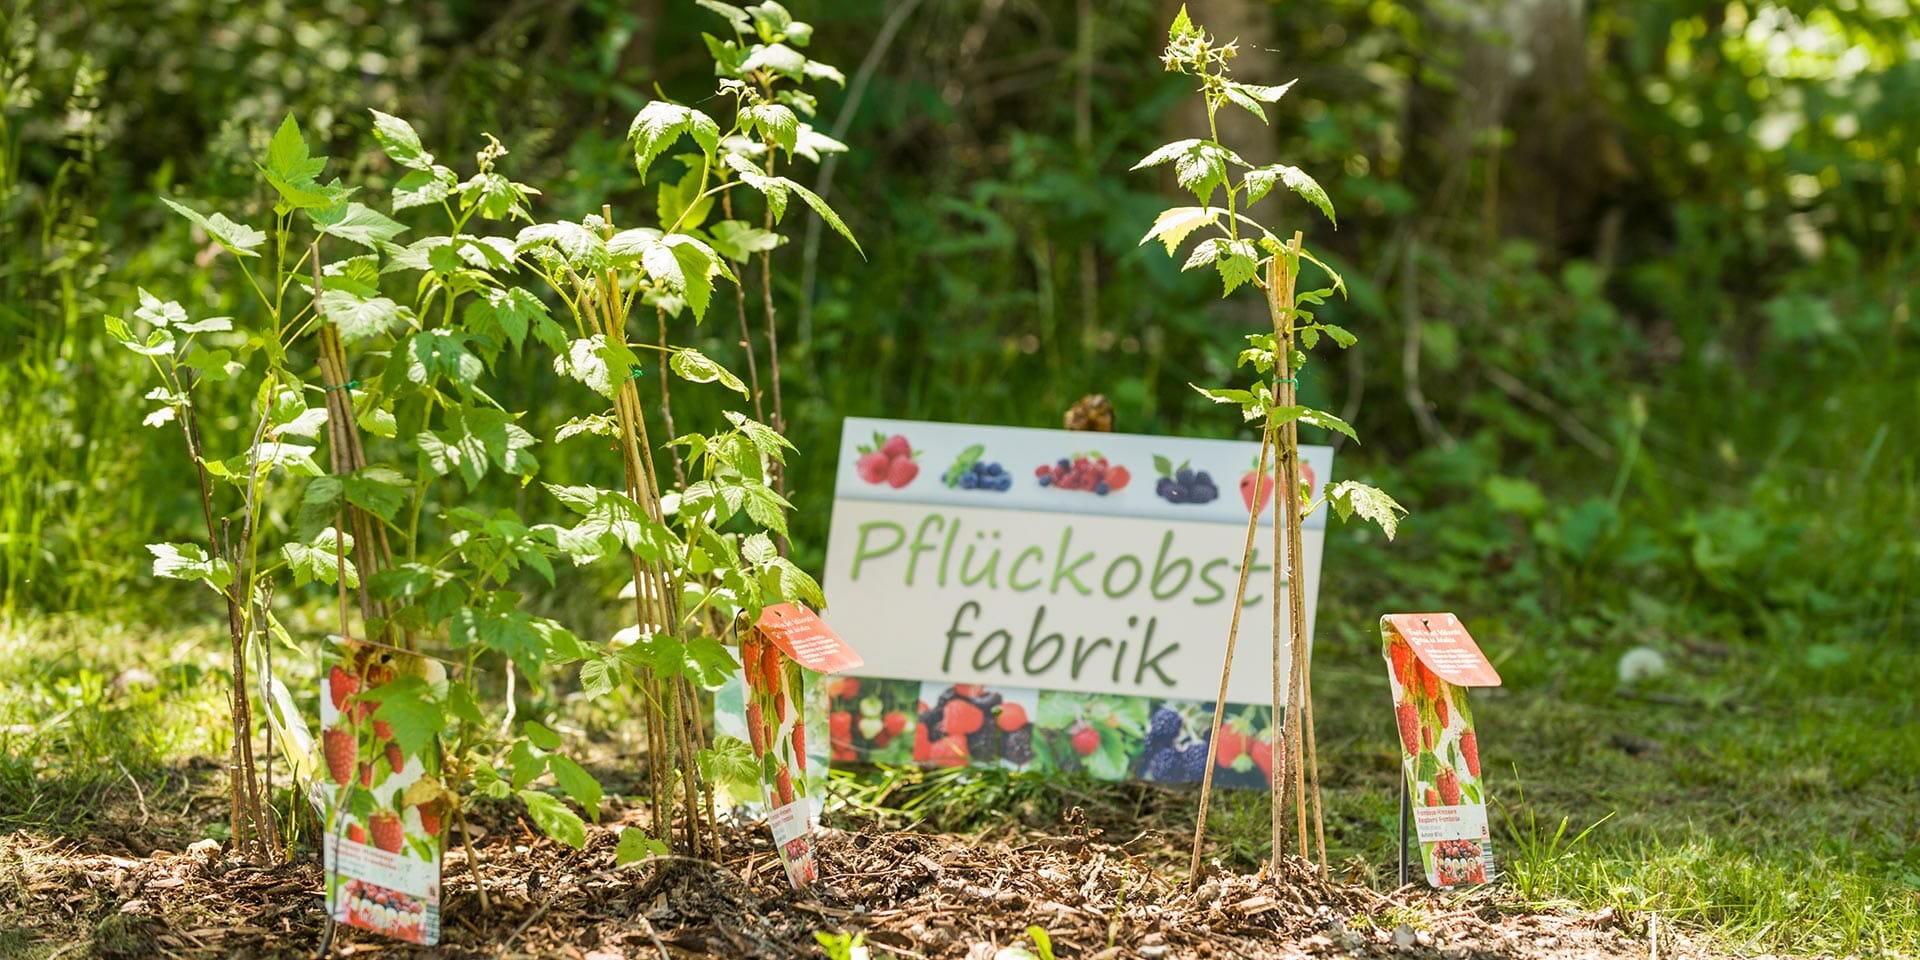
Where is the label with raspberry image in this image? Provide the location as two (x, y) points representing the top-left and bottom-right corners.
(1380, 615), (1496, 888)
(316, 637), (446, 945)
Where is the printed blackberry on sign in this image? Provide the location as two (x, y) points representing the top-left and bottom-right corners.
(1151, 455), (1219, 504)
(914, 684), (1034, 768)
(942, 444), (1012, 492)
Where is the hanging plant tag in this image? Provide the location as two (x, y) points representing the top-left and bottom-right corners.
(755, 603), (864, 674)
(1381, 614), (1497, 887)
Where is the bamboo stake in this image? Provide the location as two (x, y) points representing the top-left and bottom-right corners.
(1187, 422), (1276, 887)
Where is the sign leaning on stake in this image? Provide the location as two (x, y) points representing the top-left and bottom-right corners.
(1381, 613), (1501, 887)
(820, 417), (1332, 786)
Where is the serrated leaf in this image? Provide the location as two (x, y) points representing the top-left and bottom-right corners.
(369, 675), (445, 757)
(393, 166), (457, 211)
(515, 221), (608, 270)
(1298, 407), (1357, 442)
(519, 790), (586, 848)
(741, 42), (806, 79)
(312, 201), (408, 249)
(1140, 206), (1220, 256)
(629, 102), (721, 181)
(549, 755), (603, 822)
(524, 721), (562, 751)
(282, 527), (358, 588)
(787, 177), (861, 256)
(697, 0), (751, 30)
(1275, 165), (1336, 227)
(159, 198), (265, 257)
(148, 542), (233, 591)
(319, 289), (412, 345)
(1328, 480), (1408, 540)
(614, 826), (669, 865)
(670, 348), (748, 395)
(708, 219), (783, 261)
(368, 109), (433, 171)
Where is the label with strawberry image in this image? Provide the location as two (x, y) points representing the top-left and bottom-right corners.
(739, 614), (848, 890)
(316, 637), (446, 945)
(1380, 614), (1499, 888)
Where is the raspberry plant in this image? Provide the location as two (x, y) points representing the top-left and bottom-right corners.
(1135, 7), (1406, 879)
(512, 0), (849, 859)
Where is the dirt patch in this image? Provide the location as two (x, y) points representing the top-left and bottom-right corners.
(0, 803), (1699, 960)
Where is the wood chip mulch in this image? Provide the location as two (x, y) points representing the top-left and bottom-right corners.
(0, 813), (1691, 960)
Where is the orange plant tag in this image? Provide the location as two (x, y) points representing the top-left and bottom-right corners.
(755, 603), (865, 675)
(1383, 613), (1500, 688)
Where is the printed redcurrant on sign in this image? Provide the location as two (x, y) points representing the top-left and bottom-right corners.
(1381, 613), (1501, 887)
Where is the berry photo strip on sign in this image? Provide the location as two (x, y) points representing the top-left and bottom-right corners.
(821, 417), (1332, 787)
(1380, 613), (1501, 887)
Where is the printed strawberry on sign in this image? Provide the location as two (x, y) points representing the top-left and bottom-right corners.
(1380, 613), (1497, 888)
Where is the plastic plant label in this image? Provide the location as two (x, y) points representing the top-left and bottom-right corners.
(1382, 613), (1501, 687)
(740, 630), (817, 888)
(1381, 615), (1495, 888)
(756, 603), (864, 674)
(767, 799), (819, 887)
(316, 638), (445, 945)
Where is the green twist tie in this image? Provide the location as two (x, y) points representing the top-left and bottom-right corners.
(1276, 378), (1298, 385)
(626, 365), (644, 381)
(324, 379), (360, 392)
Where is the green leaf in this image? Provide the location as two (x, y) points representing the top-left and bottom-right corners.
(614, 826), (669, 865)
(368, 110), (434, 171)
(549, 755), (603, 822)
(696, 0), (751, 30)
(1139, 206), (1220, 256)
(147, 542), (233, 591)
(418, 406), (539, 490)
(264, 114), (324, 182)
(393, 166), (458, 212)
(741, 42), (806, 80)
(524, 721), (562, 751)
(723, 154), (790, 221)
(407, 329), (485, 389)
(538, 484), (674, 565)
(1317, 323), (1357, 348)
(1275, 165), (1336, 227)
(319, 289), (412, 345)
(1327, 480), (1408, 540)
(345, 466), (410, 521)
(629, 102), (721, 182)
(518, 789), (587, 848)
(1169, 4), (1193, 40)
(707, 220), (783, 262)
(465, 286), (555, 351)
(786, 177), (861, 256)
(515, 221), (608, 270)
(1298, 407), (1358, 442)
(159, 198), (265, 258)
(670, 348), (748, 395)
(282, 527), (358, 588)
(1132, 139), (1241, 203)
(369, 675), (446, 757)
(312, 201), (408, 249)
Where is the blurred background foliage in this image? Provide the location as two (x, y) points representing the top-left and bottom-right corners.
(2, 0), (1915, 655)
